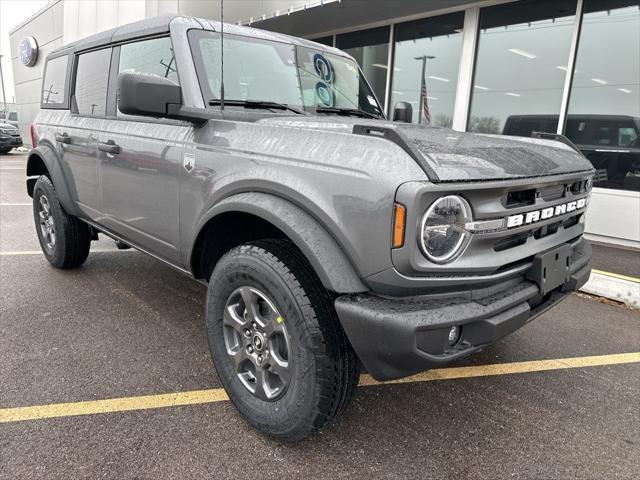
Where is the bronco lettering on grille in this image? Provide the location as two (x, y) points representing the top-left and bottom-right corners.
(506, 198), (587, 228)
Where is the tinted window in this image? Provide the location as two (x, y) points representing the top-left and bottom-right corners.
(117, 37), (178, 116)
(74, 48), (111, 117)
(469, 0), (577, 134)
(41, 55), (69, 107)
(119, 37), (178, 83)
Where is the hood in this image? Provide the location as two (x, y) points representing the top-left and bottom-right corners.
(0, 123), (17, 130)
(257, 116), (594, 182)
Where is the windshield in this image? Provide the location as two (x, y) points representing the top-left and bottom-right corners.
(188, 30), (383, 117)
(296, 46), (382, 117)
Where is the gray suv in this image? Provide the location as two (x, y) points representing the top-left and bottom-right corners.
(28, 15), (594, 441)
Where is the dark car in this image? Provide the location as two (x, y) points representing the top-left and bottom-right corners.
(0, 122), (23, 154)
(503, 114), (640, 191)
(27, 15), (594, 441)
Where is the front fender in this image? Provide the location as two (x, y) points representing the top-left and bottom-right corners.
(26, 143), (79, 216)
(190, 192), (367, 294)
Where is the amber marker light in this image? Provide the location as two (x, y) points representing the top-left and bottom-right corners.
(392, 203), (406, 248)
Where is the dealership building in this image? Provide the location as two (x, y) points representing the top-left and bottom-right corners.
(8, 0), (640, 247)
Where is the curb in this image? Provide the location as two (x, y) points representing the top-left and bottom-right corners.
(580, 270), (640, 309)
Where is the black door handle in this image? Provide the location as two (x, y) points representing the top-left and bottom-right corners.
(98, 140), (121, 154)
(55, 133), (71, 144)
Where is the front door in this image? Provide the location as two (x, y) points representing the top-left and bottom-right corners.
(98, 37), (190, 264)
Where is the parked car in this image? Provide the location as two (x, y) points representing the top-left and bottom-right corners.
(0, 122), (23, 154)
(503, 114), (640, 191)
(27, 15), (594, 441)
(0, 110), (19, 129)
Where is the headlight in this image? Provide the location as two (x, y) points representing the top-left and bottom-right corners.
(420, 195), (472, 263)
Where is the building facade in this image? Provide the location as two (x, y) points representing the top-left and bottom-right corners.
(8, 0), (640, 247)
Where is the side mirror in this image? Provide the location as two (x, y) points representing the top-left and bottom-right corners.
(117, 73), (208, 124)
(118, 72), (182, 118)
(393, 101), (413, 123)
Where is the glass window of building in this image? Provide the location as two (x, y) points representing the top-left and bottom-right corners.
(469, 0), (577, 134)
(310, 36), (334, 47)
(390, 12), (465, 126)
(74, 48), (111, 117)
(336, 27), (389, 110)
(565, 0), (640, 191)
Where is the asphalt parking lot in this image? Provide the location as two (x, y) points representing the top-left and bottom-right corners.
(1, 151), (639, 479)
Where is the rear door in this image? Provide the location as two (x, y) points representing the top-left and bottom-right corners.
(98, 36), (191, 264)
(62, 48), (112, 219)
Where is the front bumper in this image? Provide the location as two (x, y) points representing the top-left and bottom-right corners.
(335, 238), (591, 381)
(0, 135), (23, 148)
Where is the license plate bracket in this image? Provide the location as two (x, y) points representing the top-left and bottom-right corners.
(525, 244), (572, 295)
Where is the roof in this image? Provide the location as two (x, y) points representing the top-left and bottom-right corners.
(50, 14), (346, 57)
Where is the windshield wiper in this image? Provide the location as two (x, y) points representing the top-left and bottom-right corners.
(315, 107), (380, 119)
(208, 99), (306, 115)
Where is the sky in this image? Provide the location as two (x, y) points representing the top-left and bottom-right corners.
(0, 0), (51, 104)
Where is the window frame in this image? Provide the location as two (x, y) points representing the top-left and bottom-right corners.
(40, 52), (72, 110)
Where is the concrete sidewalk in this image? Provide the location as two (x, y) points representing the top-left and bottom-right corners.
(581, 242), (640, 308)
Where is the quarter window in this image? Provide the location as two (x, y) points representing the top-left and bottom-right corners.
(41, 55), (69, 107)
(74, 48), (111, 117)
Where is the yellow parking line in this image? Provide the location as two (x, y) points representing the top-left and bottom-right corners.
(591, 269), (640, 284)
(1, 352), (638, 424)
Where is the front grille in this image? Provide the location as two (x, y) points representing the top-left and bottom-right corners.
(393, 171), (592, 282)
(504, 179), (584, 208)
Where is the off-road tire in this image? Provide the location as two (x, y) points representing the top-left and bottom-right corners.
(205, 239), (359, 441)
(32, 175), (91, 268)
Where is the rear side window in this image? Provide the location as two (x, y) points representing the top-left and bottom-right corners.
(74, 48), (111, 117)
(41, 55), (69, 108)
(117, 37), (178, 116)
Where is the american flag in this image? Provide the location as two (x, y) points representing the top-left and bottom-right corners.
(420, 76), (431, 125)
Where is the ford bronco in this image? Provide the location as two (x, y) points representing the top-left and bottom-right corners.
(27, 15), (593, 441)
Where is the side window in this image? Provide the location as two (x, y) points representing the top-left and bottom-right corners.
(41, 55), (69, 107)
(74, 48), (111, 117)
(117, 37), (178, 116)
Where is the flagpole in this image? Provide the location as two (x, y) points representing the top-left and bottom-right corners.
(414, 55), (435, 125)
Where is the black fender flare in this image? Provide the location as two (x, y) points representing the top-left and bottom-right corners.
(26, 144), (79, 216)
(191, 192), (367, 294)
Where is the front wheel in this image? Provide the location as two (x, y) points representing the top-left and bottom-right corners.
(205, 240), (359, 442)
(32, 175), (91, 268)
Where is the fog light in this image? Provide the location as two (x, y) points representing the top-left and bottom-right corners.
(448, 326), (461, 346)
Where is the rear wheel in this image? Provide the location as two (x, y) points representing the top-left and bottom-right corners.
(32, 175), (91, 268)
(205, 240), (359, 441)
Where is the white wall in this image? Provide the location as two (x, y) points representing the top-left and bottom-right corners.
(63, 0), (147, 45)
(9, 0), (65, 144)
(585, 188), (640, 249)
